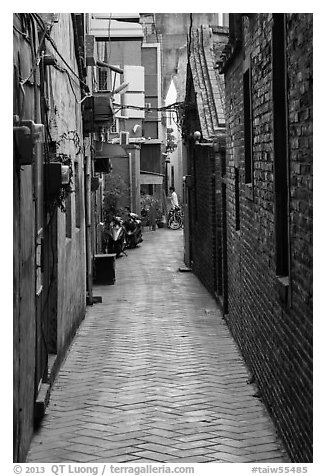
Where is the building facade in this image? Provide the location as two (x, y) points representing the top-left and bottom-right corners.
(87, 14), (165, 219)
(13, 13), (115, 461)
(182, 24), (229, 305)
(219, 13), (313, 462)
(183, 12), (313, 463)
(182, 13), (313, 462)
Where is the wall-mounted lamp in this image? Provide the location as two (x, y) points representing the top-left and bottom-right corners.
(193, 131), (201, 144)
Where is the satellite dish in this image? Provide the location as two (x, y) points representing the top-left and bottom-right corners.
(133, 124), (141, 134)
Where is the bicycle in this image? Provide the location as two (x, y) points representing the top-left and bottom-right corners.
(167, 206), (183, 230)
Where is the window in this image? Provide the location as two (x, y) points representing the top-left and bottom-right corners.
(143, 122), (158, 139)
(98, 68), (109, 91)
(272, 14), (289, 277)
(110, 119), (119, 133)
(243, 68), (253, 184)
(235, 167), (240, 231)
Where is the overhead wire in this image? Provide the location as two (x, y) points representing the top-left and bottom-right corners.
(112, 101), (185, 112)
(31, 13), (89, 92)
(13, 24), (30, 41)
(19, 25), (47, 86)
(19, 14), (189, 129)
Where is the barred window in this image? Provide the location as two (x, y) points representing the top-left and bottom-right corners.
(98, 69), (108, 91)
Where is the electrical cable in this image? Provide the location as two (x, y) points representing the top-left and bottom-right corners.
(65, 69), (79, 102)
(30, 13), (90, 105)
(13, 24), (30, 41)
(20, 26), (47, 86)
(112, 101), (185, 112)
(31, 13), (89, 91)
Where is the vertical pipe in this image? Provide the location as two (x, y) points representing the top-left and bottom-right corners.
(84, 153), (93, 304)
(129, 152), (133, 211)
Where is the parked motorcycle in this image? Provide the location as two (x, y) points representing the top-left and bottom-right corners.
(123, 212), (143, 248)
(104, 216), (126, 257)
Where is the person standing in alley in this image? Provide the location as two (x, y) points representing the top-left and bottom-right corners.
(148, 201), (157, 231)
(169, 186), (179, 209)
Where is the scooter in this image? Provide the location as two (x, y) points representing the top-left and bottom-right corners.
(123, 212), (143, 248)
(105, 216), (126, 257)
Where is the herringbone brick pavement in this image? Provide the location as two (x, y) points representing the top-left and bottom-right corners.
(27, 229), (289, 463)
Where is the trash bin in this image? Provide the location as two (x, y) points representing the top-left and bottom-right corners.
(93, 254), (116, 285)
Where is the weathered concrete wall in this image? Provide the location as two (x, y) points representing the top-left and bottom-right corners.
(223, 14), (312, 462)
(110, 39), (142, 66)
(47, 14), (87, 355)
(13, 14), (39, 461)
(13, 14), (88, 461)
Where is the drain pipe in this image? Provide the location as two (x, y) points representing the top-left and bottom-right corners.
(129, 152), (133, 211)
(84, 152), (93, 305)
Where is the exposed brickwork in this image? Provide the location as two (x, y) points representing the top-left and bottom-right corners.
(183, 26), (228, 300)
(223, 14), (313, 462)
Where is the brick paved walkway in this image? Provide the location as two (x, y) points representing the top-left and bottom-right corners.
(27, 228), (289, 463)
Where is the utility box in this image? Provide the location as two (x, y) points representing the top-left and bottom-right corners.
(93, 254), (116, 285)
(44, 163), (62, 197)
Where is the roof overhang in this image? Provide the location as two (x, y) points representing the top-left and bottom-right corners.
(140, 171), (164, 185)
(95, 142), (128, 159)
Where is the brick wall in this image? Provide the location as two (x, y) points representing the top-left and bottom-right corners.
(223, 14), (312, 462)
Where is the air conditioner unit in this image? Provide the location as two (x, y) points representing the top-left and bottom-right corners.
(120, 131), (129, 146)
(93, 92), (114, 129)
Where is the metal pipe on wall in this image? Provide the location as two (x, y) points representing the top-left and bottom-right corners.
(84, 152), (93, 305)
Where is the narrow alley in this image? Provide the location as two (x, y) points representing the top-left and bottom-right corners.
(27, 229), (289, 464)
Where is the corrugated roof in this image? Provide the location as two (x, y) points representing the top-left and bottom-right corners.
(189, 25), (228, 140)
